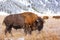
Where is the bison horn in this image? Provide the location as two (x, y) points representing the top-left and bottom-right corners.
(36, 20), (39, 22)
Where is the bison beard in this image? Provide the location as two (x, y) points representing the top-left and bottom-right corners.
(36, 17), (44, 31)
(3, 12), (44, 36)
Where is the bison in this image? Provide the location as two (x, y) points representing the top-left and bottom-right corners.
(53, 16), (60, 19)
(3, 12), (44, 35)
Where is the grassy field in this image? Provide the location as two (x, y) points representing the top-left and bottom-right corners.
(0, 15), (60, 40)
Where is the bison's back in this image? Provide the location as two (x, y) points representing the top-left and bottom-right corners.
(20, 12), (38, 25)
(3, 14), (25, 26)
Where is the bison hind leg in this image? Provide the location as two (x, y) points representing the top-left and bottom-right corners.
(5, 28), (7, 35)
(5, 25), (13, 36)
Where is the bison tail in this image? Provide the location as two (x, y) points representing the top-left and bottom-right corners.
(2, 20), (5, 26)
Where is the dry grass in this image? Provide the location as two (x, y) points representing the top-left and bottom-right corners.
(0, 15), (60, 40)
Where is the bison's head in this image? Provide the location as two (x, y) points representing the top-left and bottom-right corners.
(35, 17), (44, 31)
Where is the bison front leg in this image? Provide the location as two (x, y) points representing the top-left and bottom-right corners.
(24, 24), (28, 35)
(27, 25), (32, 34)
(24, 28), (27, 35)
(24, 24), (32, 35)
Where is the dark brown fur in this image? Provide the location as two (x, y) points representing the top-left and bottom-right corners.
(31, 17), (44, 32)
(3, 14), (25, 35)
